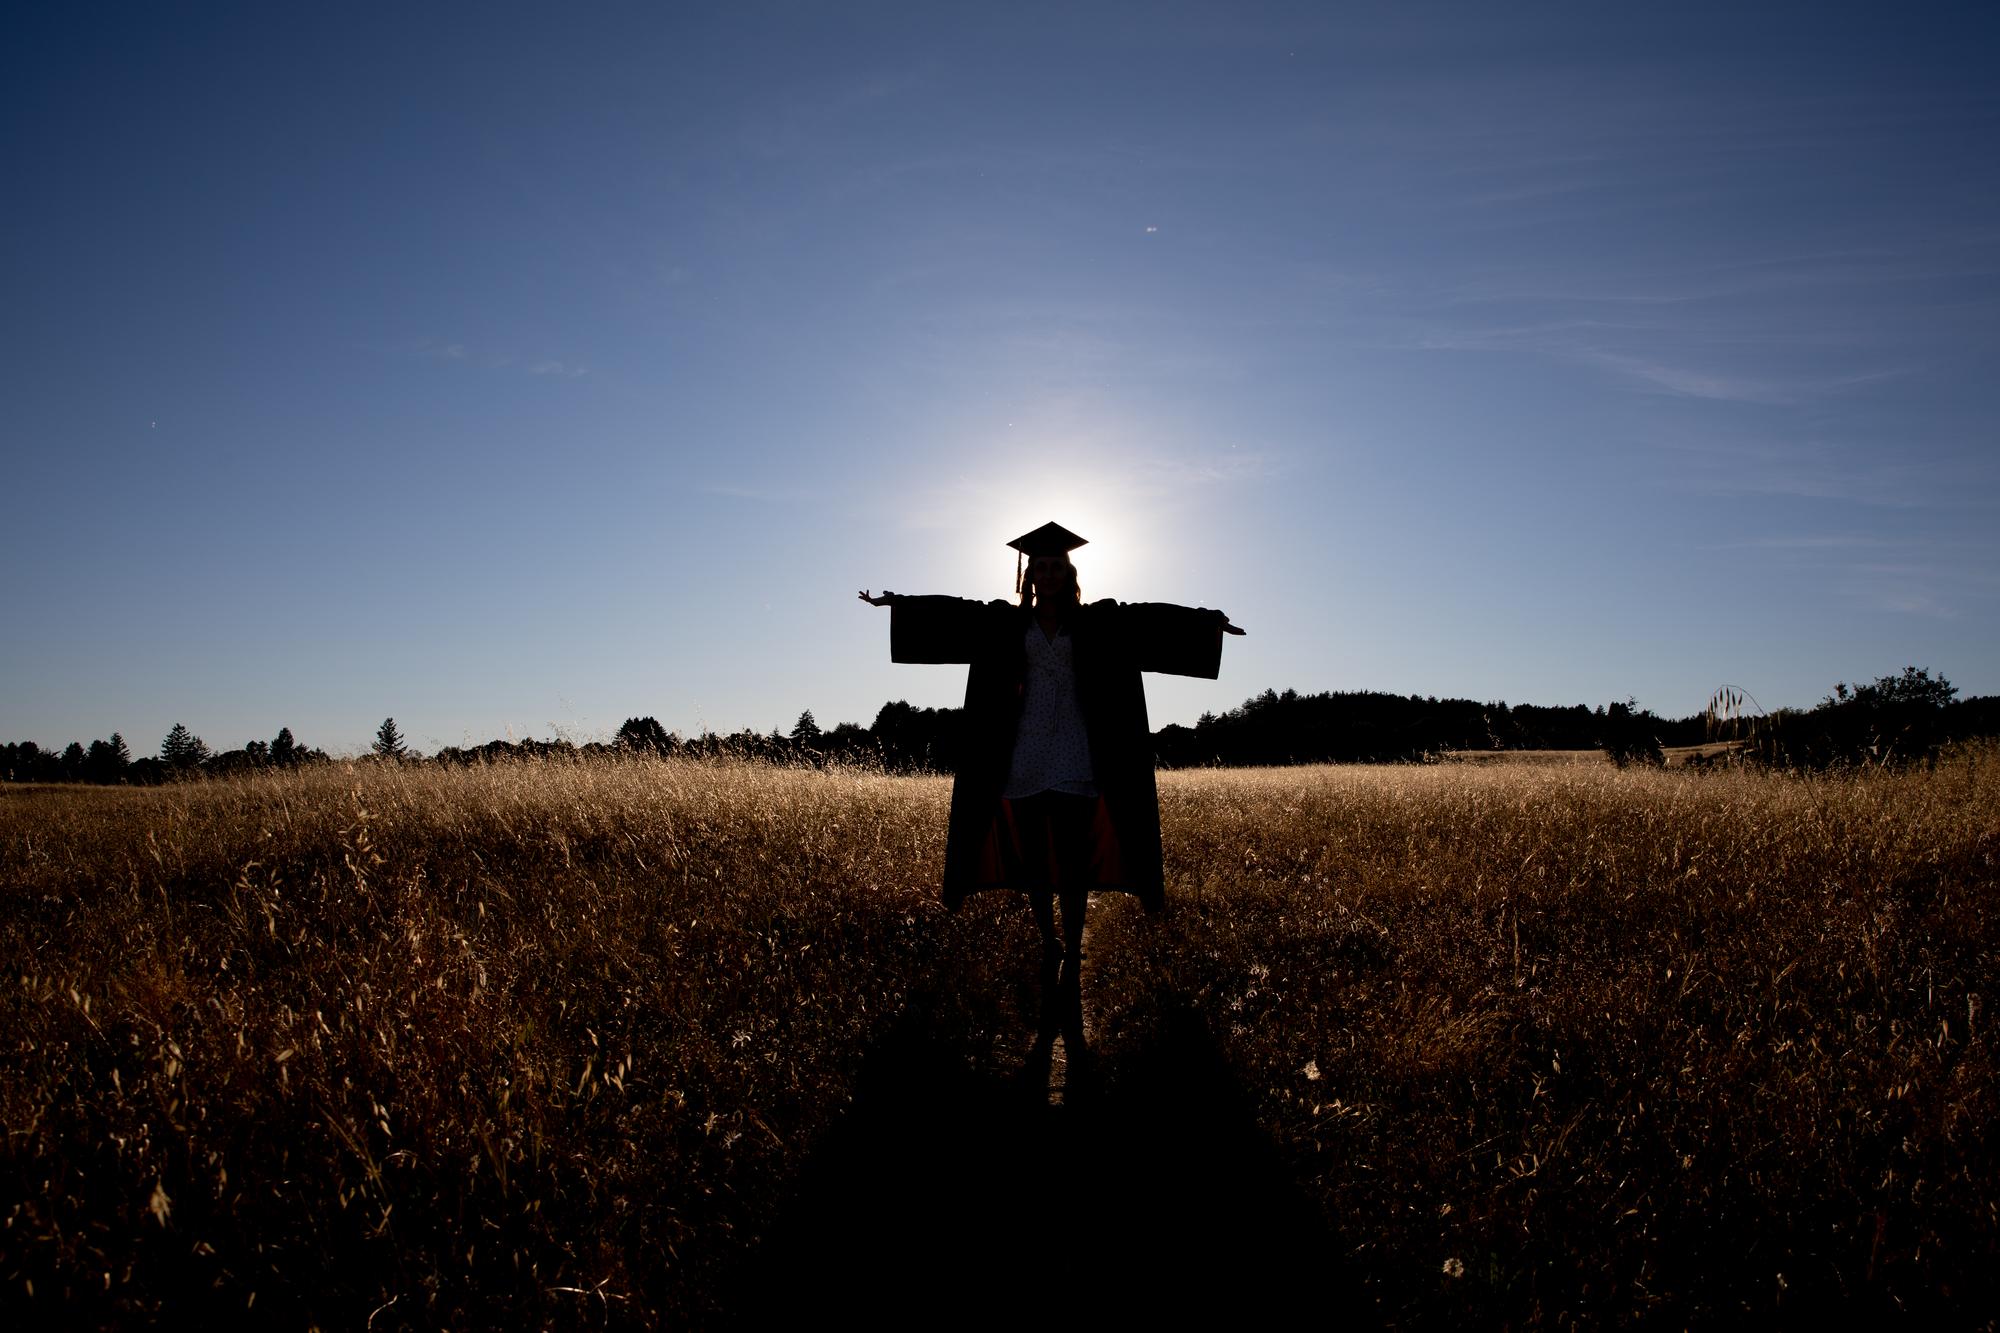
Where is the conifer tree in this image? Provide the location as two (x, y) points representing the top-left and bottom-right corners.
(373, 717), (409, 761)
(161, 723), (209, 769)
(271, 727), (298, 766)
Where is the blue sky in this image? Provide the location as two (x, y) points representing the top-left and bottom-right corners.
(5, 2), (1997, 756)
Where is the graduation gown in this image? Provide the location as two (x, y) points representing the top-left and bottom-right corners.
(890, 596), (1229, 913)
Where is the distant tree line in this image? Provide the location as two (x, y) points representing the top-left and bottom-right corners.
(1154, 669), (1993, 770)
(1722, 667), (1994, 770)
(7, 669), (1993, 785)
(607, 702), (966, 773)
(1151, 689), (1666, 766)
(2, 725), (330, 785)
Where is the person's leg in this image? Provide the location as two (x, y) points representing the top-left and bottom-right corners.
(1012, 795), (1062, 961)
(1050, 793), (1095, 985)
(1030, 890), (1060, 960)
(1051, 801), (1094, 1067)
(1059, 888), (1087, 967)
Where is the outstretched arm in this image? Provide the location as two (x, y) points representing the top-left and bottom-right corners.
(1118, 602), (1241, 678)
(864, 593), (1009, 664)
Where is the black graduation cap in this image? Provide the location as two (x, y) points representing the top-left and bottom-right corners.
(1008, 521), (1087, 592)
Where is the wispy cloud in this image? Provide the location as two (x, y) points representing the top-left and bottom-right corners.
(1706, 532), (1999, 618)
(1432, 238), (2000, 310)
(1136, 446), (1282, 491)
(1579, 352), (1797, 404)
(398, 339), (589, 379)
(1572, 350), (1913, 406)
(1837, 559), (2000, 619)
(699, 483), (808, 504)
(1707, 535), (1896, 552)
(1654, 436), (1933, 506)
(1408, 299), (1919, 405)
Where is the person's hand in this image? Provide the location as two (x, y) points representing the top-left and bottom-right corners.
(858, 590), (896, 607)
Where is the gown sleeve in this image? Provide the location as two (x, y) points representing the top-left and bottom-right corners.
(1115, 602), (1229, 678)
(889, 596), (1009, 665)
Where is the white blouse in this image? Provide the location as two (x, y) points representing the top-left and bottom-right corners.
(1003, 622), (1097, 799)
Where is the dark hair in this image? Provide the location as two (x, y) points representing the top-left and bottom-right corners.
(1018, 557), (1082, 610)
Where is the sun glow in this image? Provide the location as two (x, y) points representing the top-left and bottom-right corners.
(992, 496), (1147, 603)
(891, 411), (1189, 603)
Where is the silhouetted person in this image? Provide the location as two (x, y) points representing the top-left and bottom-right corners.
(861, 521), (1243, 1016)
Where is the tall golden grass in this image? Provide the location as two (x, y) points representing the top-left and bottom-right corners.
(3, 748), (1996, 1326)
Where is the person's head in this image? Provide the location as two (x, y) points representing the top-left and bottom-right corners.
(1020, 553), (1080, 609)
(1008, 520), (1087, 609)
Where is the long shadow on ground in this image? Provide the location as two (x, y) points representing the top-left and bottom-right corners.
(735, 997), (1371, 1326)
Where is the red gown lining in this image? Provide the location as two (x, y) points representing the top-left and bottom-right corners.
(971, 796), (1130, 892)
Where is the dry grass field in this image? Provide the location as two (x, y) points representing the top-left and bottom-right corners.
(1440, 745), (1744, 767)
(3, 750), (1997, 1327)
